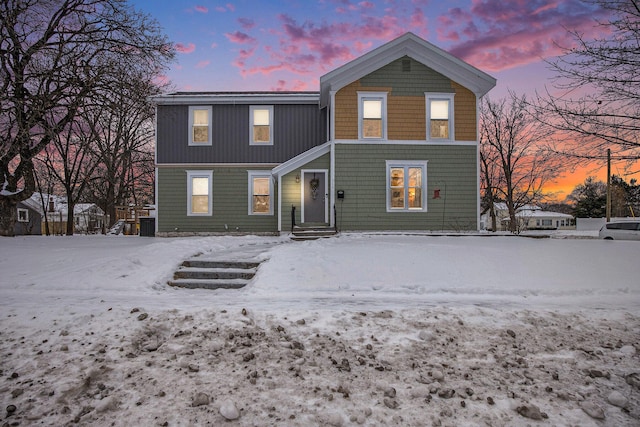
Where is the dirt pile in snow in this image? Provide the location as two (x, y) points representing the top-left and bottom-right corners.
(2, 307), (639, 426)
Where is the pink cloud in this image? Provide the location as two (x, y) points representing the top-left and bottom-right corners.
(225, 31), (257, 45)
(238, 17), (255, 30)
(224, 9), (413, 81)
(220, 0), (611, 88)
(215, 3), (235, 13)
(271, 79), (310, 91)
(441, 0), (612, 72)
(195, 60), (210, 69)
(410, 8), (427, 29)
(175, 42), (196, 54)
(194, 5), (208, 13)
(232, 46), (257, 70)
(276, 13), (404, 66)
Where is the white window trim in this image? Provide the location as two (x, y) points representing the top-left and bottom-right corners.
(385, 160), (428, 213)
(247, 170), (274, 215)
(186, 170), (213, 216)
(249, 105), (274, 146)
(188, 106), (212, 146)
(358, 92), (388, 140)
(425, 93), (455, 142)
(17, 207), (29, 222)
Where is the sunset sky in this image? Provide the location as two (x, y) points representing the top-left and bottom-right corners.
(130, 0), (632, 201)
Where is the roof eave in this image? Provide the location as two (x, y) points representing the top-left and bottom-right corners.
(150, 92), (320, 105)
(272, 142), (331, 177)
(320, 32), (496, 107)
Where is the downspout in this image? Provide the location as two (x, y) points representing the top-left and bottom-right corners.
(154, 104), (159, 236)
(329, 90), (336, 229)
(475, 93), (482, 231)
(277, 173), (282, 233)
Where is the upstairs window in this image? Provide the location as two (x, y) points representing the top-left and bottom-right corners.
(187, 170), (213, 216)
(358, 92), (387, 140)
(426, 93), (455, 141)
(386, 161), (427, 212)
(248, 171), (273, 215)
(189, 106), (212, 145)
(250, 106), (274, 145)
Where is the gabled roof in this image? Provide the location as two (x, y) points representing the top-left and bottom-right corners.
(272, 142), (331, 177)
(319, 32), (496, 107)
(19, 195), (45, 216)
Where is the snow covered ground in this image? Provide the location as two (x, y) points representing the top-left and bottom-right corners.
(1, 233), (638, 426)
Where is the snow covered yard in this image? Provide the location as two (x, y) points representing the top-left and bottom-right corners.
(1, 234), (639, 426)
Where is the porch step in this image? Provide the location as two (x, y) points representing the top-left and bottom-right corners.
(168, 260), (261, 290)
(291, 225), (337, 241)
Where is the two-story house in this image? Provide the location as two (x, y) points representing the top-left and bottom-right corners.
(153, 32), (496, 236)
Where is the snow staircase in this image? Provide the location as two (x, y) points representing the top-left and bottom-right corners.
(107, 219), (126, 235)
(168, 260), (261, 290)
(291, 225), (337, 241)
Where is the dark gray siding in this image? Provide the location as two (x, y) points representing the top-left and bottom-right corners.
(14, 203), (42, 235)
(156, 104), (327, 164)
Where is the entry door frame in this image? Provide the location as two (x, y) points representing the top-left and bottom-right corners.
(301, 169), (328, 224)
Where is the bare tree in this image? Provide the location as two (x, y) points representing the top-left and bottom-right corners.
(534, 0), (640, 167)
(480, 92), (560, 232)
(480, 137), (503, 231)
(0, 0), (174, 236)
(42, 115), (101, 235)
(82, 69), (165, 228)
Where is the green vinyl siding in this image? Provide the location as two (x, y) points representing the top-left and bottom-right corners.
(334, 144), (477, 231)
(360, 56), (453, 96)
(280, 153), (331, 231)
(157, 167), (277, 234)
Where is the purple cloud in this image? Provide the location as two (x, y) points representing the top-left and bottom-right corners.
(225, 31), (257, 44)
(238, 17), (255, 30)
(441, 0), (611, 71)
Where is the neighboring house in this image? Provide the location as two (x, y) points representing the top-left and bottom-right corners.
(25, 193), (106, 235)
(14, 196), (44, 235)
(45, 201), (106, 234)
(152, 33), (496, 236)
(481, 203), (574, 231)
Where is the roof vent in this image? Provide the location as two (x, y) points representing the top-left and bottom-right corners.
(402, 59), (411, 72)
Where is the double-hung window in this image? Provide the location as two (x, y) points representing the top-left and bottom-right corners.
(187, 170), (213, 216)
(248, 171), (273, 215)
(250, 106), (274, 145)
(358, 92), (387, 140)
(386, 161), (428, 212)
(425, 93), (454, 141)
(189, 106), (212, 145)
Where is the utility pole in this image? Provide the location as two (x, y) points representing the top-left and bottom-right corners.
(606, 148), (611, 222)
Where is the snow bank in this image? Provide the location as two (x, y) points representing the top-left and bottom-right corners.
(1, 234), (638, 426)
